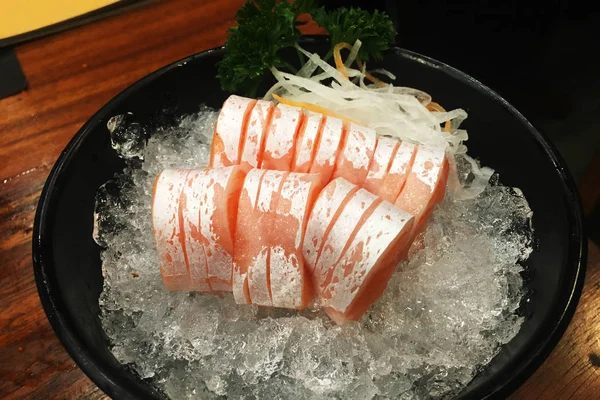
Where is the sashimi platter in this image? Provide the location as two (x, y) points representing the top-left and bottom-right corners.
(93, 2), (537, 399)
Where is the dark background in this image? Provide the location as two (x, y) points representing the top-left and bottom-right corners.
(324, 0), (600, 241)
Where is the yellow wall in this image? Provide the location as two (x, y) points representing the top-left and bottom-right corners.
(1, 0), (118, 39)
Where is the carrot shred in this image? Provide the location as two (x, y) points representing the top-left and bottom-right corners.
(426, 102), (446, 112)
(333, 42), (353, 80)
(272, 94), (361, 125)
(426, 101), (452, 132)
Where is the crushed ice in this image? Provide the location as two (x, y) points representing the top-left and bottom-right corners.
(97, 107), (533, 399)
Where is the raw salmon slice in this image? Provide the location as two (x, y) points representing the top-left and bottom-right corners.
(269, 172), (325, 309)
(362, 136), (400, 196)
(210, 95), (256, 168)
(292, 111), (324, 173)
(152, 169), (191, 291)
(233, 169), (267, 304)
(180, 170), (211, 292)
(302, 178), (358, 274)
(247, 170), (289, 306)
(240, 100), (274, 170)
(261, 104), (304, 170)
(197, 166), (247, 291)
(312, 187), (382, 295)
(308, 116), (345, 182)
(379, 141), (416, 203)
(331, 122), (377, 186)
(395, 145), (449, 229)
(321, 202), (414, 324)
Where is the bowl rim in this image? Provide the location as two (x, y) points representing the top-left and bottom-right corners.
(32, 37), (587, 400)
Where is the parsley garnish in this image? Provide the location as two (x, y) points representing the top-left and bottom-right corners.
(216, 1), (396, 95)
(312, 7), (396, 62)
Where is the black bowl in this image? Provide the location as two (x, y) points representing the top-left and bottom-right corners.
(33, 38), (587, 399)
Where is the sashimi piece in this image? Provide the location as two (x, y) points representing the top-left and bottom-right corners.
(395, 145), (449, 229)
(321, 202), (415, 324)
(240, 99), (275, 170)
(152, 169), (191, 291)
(180, 170), (211, 292)
(308, 116), (345, 182)
(270, 172), (325, 309)
(210, 95), (256, 168)
(261, 104), (304, 170)
(312, 187), (381, 295)
(247, 170), (289, 306)
(198, 166), (247, 291)
(362, 136), (400, 196)
(302, 178), (358, 274)
(379, 141), (417, 203)
(292, 111), (324, 173)
(233, 169), (266, 304)
(331, 122), (377, 186)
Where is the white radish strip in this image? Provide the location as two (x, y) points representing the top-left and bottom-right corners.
(296, 52), (321, 78)
(344, 39), (362, 68)
(296, 45), (356, 90)
(370, 69), (397, 80)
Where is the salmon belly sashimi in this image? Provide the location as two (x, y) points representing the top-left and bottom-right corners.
(152, 169), (192, 291)
(210, 95), (256, 168)
(154, 167), (417, 322)
(322, 200), (414, 324)
(208, 96), (449, 224)
(304, 178), (415, 323)
(394, 145), (449, 232)
(152, 94), (453, 323)
(261, 103), (304, 170)
(233, 169), (325, 309)
(331, 122), (377, 186)
(233, 169), (279, 306)
(153, 168), (416, 323)
(239, 99), (274, 171)
(308, 116), (345, 182)
(291, 110), (323, 173)
(152, 166), (247, 292)
(361, 136), (399, 196)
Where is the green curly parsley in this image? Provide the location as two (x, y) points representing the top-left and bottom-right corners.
(216, 0), (396, 95)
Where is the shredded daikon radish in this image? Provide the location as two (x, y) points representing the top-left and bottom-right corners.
(370, 68), (397, 80)
(297, 53), (321, 78)
(343, 40), (361, 68)
(262, 40), (493, 198)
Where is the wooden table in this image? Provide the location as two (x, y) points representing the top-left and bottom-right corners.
(0, 0), (598, 398)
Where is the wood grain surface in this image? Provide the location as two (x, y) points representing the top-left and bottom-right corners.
(0, 0), (598, 399)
